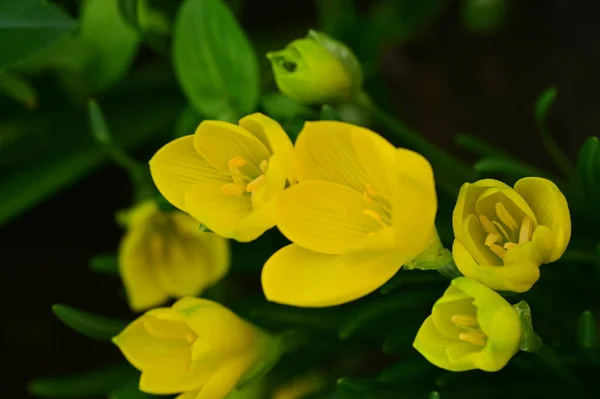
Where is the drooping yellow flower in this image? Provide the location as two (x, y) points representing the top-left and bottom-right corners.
(149, 113), (294, 242)
(267, 30), (362, 105)
(118, 200), (229, 312)
(272, 372), (327, 399)
(261, 121), (441, 307)
(413, 277), (521, 372)
(452, 177), (571, 292)
(113, 297), (275, 399)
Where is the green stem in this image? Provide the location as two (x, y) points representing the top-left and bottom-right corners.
(355, 92), (475, 195)
(535, 344), (583, 392)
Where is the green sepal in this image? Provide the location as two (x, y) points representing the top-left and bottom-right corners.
(512, 300), (542, 352)
(52, 304), (128, 342)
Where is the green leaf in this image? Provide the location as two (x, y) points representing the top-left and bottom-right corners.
(118, 0), (140, 29)
(379, 270), (445, 295)
(455, 133), (511, 158)
(577, 310), (597, 351)
(109, 380), (155, 399)
(320, 104), (342, 121)
(576, 136), (600, 203)
(0, 71), (37, 108)
(88, 253), (119, 276)
(28, 363), (138, 398)
(0, 0), (77, 69)
(474, 156), (546, 179)
(174, 105), (202, 138)
(260, 92), (314, 121)
(173, 0), (259, 121)
(462, 0), (509, 34)
(80, 0), (140, 92)
(535, 87), (557, 126)
(52, 304), (128, 341)
(377, 356), (435, 383)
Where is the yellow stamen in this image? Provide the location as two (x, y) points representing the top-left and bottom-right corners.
(221, 183), (244, 196)
(495, 202), (518, 230)
(459, 331), (487, 346)
(479, 215), (499, 235)
(519, 216), (533, 244)
(503, 242), (518, 250)
(484, 233), (500, 247)
(229, 156), (247, 168)
(366, 183), (377, 196)
(362, 209), (388, 228)
(246, 175), (266, 192)
(451, 314), (479, 327)
(492, 221), (511, 242)
(259, 159), (268, 174)
(363, 190), (374, 204)
(489, 244), (507, 260)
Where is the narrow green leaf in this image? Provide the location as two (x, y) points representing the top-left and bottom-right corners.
(474, 156), (546, 179)
(320, 104), (342, 121)
(28, 363), (138, 398)
(535, 87), (558, 127)
(382, 324), (421, 354)
(577, 310), (597, 351)
(377, 357), (435, 383)
(88, 253), (119, 276)
(0, 71), (37, 108)
(0, 0), (77, 69)
(109, 380), (155, 399)
(173, 0), (259, 120)
(576, 136), (600, 203)
(118, 0), (140, 29)
(429, 391), (441, 399)
(455, 133), (511, 158)
(52, 304), (128, 341)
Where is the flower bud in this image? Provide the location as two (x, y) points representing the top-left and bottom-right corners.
(267, 30), (362, 104)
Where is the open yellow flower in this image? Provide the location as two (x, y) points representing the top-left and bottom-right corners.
(113, 297), (275, 399)
(119, 201), (229, 312)
(413, 277), (521, 372)
(452, 177), (571, 292)
(261, 121), (440, 307)
(149, 113), (294, 242)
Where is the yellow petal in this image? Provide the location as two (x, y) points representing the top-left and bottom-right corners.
(261, 244), (400, 307)
(194, 120), (271, 172)
(453, 240), (540, 293)
(453, 179), (510, 240)
(238, 113), (295, 182)
(392, 148), (437, 261)
(294, 121), (368, 191)
(185, 181), (274, 242)
(474, 187), (538, 231)
(149, 136), (230, 211)
(139, 357), (211, 394)
(432, 294), (475, 339)
(250, 154), (288, 211)
(176, 391), (199, 399)
(275, 181), (387, 254)
(119, 225), (169, 312)
(195, 354), (255, 399)
(514, 177), (571, 262)
(462, 214), (502, 266)
(413, 316), (477, 372)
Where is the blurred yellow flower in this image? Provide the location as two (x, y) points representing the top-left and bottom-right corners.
(119, 201), (229, 312)
(452, 177), (571, 292)
(413, 277), (521, 372)
(113, 297), (274, 399)
(272, 372), (327, 399)
(150, 113), (294, 242)
(262, 121), (440, 307)
(267, 30), (362, 105)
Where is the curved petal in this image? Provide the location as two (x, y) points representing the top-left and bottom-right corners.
(195, 354), (255, 399)
(514, 177), (571, 262)
(176, 391), (199, 399)
(119, 227), (169, 312)
(185, 181), (274, 242)
(251, 154), (288, 211)
(275, 181), (387, 254)
(194, 121), (270, 172)
(474, 306), (521, 372)
(453, 179), (510, 240)
(261, 244), (400, 307)
(392, 148), (437, 260)
(294, 121), (368, 191)
(475, 187), (538, 232)
(149, 136), (230, 210)
(462, 214), (502, 266)
(453, 240), (540, 293)
(139, 356), (210, 394)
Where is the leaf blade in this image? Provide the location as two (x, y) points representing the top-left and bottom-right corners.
(52, 304), (128, 341)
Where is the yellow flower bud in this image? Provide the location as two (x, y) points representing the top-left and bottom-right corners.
(413, 277), (521, 372)
(267, 30), (362, 104)
(452, 177), (571, 292)
(149, 113), (295, 242)
(113, 297), (274, 399)
(118, 201), (229, 312)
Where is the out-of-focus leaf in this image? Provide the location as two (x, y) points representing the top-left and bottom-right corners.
(52, 304), (128, 341)
(80, 0), (140, 92)
(462, 0), (509, 34)
(577, 310), (597, 351)
(173, 0), (259, 121)
(576, 136), (600, 203)
(109, 380), (155, 399)
(0, 71), (37, 109)
(455, 133), (511, 158)
(474, 156), (547, 179)
(314, 0), (360, 40)
(383, 324), (421, 354)
(28, 363), (138, 398)
(260, 92), (314, 121)
(89, 253), (119, 276)
(320, 104), (341, 121)
(118, 0), (140, 29)
(379, 270), (445, 295)
(174, 105), (202, 138)
(377, 356), (435, 383)
(0, 0), (77, 69)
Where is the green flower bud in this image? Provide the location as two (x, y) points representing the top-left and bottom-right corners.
(267, 30), (362, 105)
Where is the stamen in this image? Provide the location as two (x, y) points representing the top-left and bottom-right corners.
(484, 233), (500, 247)
(495, 202), (518, 230)
(451, 314), (479, 327)
(259, 160), (268, 174)
(492, 221), (511, 242)
(519, 216), (533, 244)
(365, 183), (377, 196)
(229, 156), (247, 168)
(488, 244), (507, 260)
(246, 175), (266, 192)
(459, 331), (487, 346)
(362, 209), (388, 228)
(479, 215), (499, 235)
(363, 190), (374, 204)
(503, 242), (518, 250)
(221, 183), (244, 196)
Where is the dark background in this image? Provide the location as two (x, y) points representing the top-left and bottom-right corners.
(3, 0), (600, 397)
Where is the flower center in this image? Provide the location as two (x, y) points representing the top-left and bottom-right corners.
(452, 313), (487, 346)
(221, 156), (268, 196)
(346, 184), (392, 235)
(479, 202), (533, 261)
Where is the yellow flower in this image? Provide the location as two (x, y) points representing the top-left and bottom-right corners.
(267, 30), (362, 105)
(149, 113), (294, 242)
(452, 177), (571, 292)
(272, 372), (327, 399)
(113, 297), (274, 399)
(261, 121), (440, 307)
(118, 201), (229, 312)
(413, 277), (521, 372)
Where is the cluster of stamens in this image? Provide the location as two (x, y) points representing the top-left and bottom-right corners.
(344, 183), (393, 235)
(221, 156), (268, 197)
(452, 313), (487, 347)
(479, 202), (533, 261)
